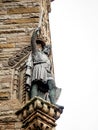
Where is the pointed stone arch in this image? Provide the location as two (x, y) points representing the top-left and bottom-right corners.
(7, 45), (31, 104)
(8, 45), (31, 68)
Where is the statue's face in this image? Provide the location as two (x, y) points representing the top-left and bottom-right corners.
(36, 43), (42, 51)
(43, 45), (51, 56)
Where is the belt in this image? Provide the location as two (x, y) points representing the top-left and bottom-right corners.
(33, 61), (46, 65)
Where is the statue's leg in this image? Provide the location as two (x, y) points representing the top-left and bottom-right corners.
(47, 80), (56, 104)
(47, 80), (64, 110)
(30, 84), (38, 99)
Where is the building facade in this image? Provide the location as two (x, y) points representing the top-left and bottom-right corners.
(0, 0), (63, 129)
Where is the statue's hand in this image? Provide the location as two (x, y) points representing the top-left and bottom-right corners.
(35, 27), (41, 35)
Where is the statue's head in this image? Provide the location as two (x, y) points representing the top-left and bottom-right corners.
(36, 39), (51, 56)
(43, 45), (51, 56)
(36, 39), (45, 51)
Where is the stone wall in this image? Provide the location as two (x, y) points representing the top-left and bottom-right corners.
(0, 0), (41, 102)
(0, 0), (52, 129)
(0, 121), (22, 130)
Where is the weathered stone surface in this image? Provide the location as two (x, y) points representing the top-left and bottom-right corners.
(16, 97), (64, 130)
(7, 35), (30, 43)
(0, 69), (12, 76)
(15, 122), (22, 129)
(0, 99), (23, 129)
(4, 18), (39, 24)
(0, 75), (11, 83)
(0, 0), (40, 3)
(0, 83), (10, 89)
(0, 23), (38, 29)
(0, 121), (22, 130)
(0, 9), (7, 15)
(0, 0), (55, 129)
(5, 124), (15, 129)
(0, 0), (41, 103)
(0, 99), (21, 111)
(0, 91), (10, 100)
(0, 28), (25, 34)
(0, 43), (15, 48)
(7, 7), (40, 14)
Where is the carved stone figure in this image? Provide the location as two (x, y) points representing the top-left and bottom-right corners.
(25, 28), (61, 105)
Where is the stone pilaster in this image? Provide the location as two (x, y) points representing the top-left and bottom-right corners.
(16, 97), (63, 130)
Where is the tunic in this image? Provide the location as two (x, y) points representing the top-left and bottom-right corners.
(26, 50), (53, 90)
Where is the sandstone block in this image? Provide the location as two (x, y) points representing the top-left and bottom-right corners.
(0, 69), (12, 76)
(0, 125), (5, 130)
(0, 37), (6, 43)
(0, 91), (10, 100)
(0, 28), (25, 34)
(5, 124), (15, 129)
(0, 23), (38, 29)
(0, 83), (10, 89)
(0, 76), (11, 83)
(4, 18), (39, 24)
(15, 122), (22, 128)
(7, 7), (40, 14)
(7, 35), (30, 43)
(0, 9), (7, 15)
(0, 43), (15, 48)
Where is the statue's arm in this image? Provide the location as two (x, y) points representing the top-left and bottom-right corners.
(31, 27), (40, 53)
(31, 30), (37, 53)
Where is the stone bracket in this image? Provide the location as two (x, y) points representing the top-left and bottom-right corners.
(16, 97), (63, 130)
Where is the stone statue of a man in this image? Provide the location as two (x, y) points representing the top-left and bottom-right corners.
(25, 28), (61, 105)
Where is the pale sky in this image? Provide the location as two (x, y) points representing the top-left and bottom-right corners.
(50, 0), (98, 130)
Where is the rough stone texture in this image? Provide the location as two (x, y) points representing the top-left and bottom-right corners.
(0, 0), (51, 102)
(0, 0), (57, 129)
(0, 0), (41, 104)
(0, 99), (22, 130)
(0, 122), (22, 130)
(16, 97), (63, 130)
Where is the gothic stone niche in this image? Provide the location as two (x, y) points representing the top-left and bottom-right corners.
(10, 46), (31, 104)
(13, 61), (29, 105)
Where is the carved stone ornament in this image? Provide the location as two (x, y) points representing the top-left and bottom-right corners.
(8, 45), (31, 67)
(16, 96), (63, 130)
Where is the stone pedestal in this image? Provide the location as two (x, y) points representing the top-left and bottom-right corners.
(16, 97), (63, 130)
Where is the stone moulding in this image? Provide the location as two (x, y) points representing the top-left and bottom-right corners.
(8, 45), (31, 68)
(16, 96), (63, 129)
